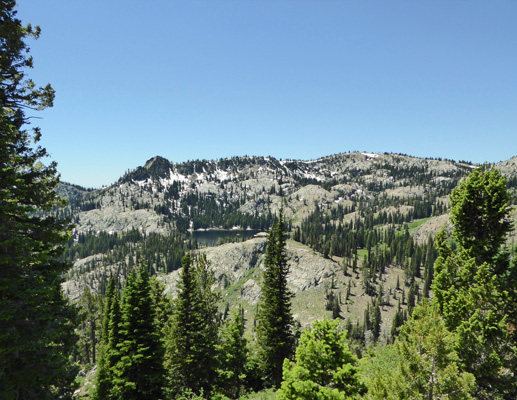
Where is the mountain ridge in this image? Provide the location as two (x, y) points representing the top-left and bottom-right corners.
(58, 151), (492, 235)
(59, 150), (517, 347)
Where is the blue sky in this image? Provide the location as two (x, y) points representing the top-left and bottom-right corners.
(17, 1), (517, 188)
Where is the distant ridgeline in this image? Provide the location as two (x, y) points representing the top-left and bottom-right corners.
(55, 152), (517, 294)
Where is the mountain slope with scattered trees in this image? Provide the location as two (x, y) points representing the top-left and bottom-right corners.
(2, 2), (517, 398)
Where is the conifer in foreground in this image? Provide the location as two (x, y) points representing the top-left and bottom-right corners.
(93, 275), (118, 400)
(255, 205), (295, 388)
(277, 318), (365, 400)
(0, 2), (78, 398)
(112, 264), (165, 400)
(214, 306), (248, 399)
(432, 168), (517, 399)
(165, 253), (220, 397)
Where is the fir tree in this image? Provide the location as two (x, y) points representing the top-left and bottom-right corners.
(370, 299), (382, 342)
(214, 306), (248, 399)
(192, 253), (220, 392)
(0, 2), (78, 398)
(165, 253), (220, 397)
(364, 301), (475, 400)
(449, 167), (512, 266)
(112, 264), (165, 400)
(277, 318), (366, 400)
(149, 275), (173, 335)
(255, 205), (295, 388)
(165, 253), (201, 396)
(94, 275), (118, 400)
(105, 281), (122, 399)
(432, 168), (517, 399)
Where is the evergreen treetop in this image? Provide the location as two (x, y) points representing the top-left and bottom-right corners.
(1, 2), (78, 398)
(165, 253), (220, 397)
(432, 168), (517, 399)
(112, 263), (165, 400)
(450, 167), (512, 265)
(94, 275), (118, 400)
(214, 306), (248, 399)
(278, 317), (366, 400)
(256, 204), (295, 388)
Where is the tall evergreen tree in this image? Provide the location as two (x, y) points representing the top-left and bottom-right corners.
(149, 275), (173, 335)
(76, 286), (102, 366)
(449, 167), (512, 266)
(255, 205), (295, 388)
(112, 264), (165, 400)
(165, 253), (201, 396)
(105, 281), (122, 399)
(94, 275), (118, 400)
(432, 168), (517, 399)
(192, 253), (220, 393)
(214, 306), (248, 399)
(370, 299), (382, 342)
(0, 2), (78, 399)
(165, 253), (220, 397)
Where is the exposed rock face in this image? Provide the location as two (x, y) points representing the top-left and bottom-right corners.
(412, 214), (451, 244)
(495, 156), (517, 179)
(77, 208), (167, 234)
(62, 254), (109, 301)
(159, 237), (267, 298)
(199, 237), (267, 283)
(285, 242), (336, 292)
(157, 237), (337, 305)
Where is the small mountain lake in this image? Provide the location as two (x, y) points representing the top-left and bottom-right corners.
(189, 230), (263, 247)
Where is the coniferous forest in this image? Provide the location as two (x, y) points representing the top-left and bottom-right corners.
(2, 2), (517, 400)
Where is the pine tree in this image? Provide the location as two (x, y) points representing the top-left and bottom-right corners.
(165, 253), (220, 397)
(390, 309), (404, 340)
(277, 318), (366, 400)
(149, 275), (173, 335)
(432, 168), (517, 399)
(370, 299), (382, 342)
(0, 2), (78, 398)
(105, 282), (122, 399)
(407, 279), (417, 316)
(395, 301), (475, 400)
(165, 253), (200, 396)
(192, 253), (220, 392)
(77, 286), (102, 366)
(450, 167), (512, 266)
(364, 301), (475, 400)
(94, 275), (118, 400)
(112, 264), (165, 400)
(214, 306), (248, 399)
(255, 205), (295, 388)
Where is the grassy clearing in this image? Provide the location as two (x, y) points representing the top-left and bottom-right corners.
(408, 217), (432, 235)
(356, 248), (368, 258)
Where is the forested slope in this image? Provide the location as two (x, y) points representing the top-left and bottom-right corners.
(60, 153), (517, 392)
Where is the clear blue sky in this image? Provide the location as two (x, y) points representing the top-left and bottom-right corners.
(17, 1), (517, 188)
